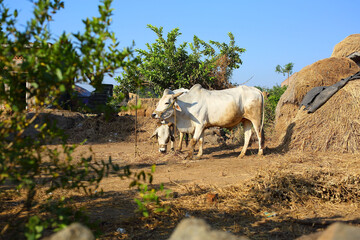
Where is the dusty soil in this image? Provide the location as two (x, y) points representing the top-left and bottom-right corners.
(2, 112), (360, 240)
(65, 114), (360, 239)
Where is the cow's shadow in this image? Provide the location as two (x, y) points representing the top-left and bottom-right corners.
(204, 144), (239, 159)
(202, 122), (296, 159)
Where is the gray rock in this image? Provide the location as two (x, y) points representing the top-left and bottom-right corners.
(44, 223), (94, 240)
(296, 222), (360, 240)
(168, 218), (248, 240)
(318, 222), (360, 240)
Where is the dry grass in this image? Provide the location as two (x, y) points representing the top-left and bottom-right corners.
(331, 34), (360, 58)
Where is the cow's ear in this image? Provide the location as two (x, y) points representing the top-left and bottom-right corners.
(174, 102), (182, 112)
(150, 131), (158, 139)
(163, 89), (170, 95)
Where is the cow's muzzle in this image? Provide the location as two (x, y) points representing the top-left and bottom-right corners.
(159, 144), (167, 153)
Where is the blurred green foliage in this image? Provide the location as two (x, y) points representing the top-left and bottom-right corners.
(0, 0), (162, 239)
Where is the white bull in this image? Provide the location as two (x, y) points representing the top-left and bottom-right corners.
(151, 84), (265, 159)
(150, 121), (189, 153)
(150, 122), (175, 153)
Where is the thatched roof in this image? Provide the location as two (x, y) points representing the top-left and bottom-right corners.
(331, 34), (360, 60)
(274, 57), (360, 151)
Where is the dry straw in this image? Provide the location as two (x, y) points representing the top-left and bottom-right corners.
(274, 57), (360, 153)
(331, 34), (360, 58)
(289, 80), (360, 153)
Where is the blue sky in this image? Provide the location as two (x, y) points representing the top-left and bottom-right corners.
(4, 0), (359, 91)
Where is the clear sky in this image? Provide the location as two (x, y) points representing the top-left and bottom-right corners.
(4, 0), (359, 91)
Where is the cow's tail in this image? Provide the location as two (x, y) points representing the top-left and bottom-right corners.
(260, 91), (265, 147)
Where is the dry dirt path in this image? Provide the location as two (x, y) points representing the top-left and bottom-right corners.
(72, 141), (279, 193)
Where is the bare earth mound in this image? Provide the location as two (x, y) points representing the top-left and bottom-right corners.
(275, 57), (360, 143)
(120, 98), (159, 117)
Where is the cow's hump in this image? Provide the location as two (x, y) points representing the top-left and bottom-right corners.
(190, 84), (203, 92)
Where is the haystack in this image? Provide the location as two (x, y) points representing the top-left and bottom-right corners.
(331, 34), (360, 58)
(274, 57), (360, 152)
(288, 80), (360, 153)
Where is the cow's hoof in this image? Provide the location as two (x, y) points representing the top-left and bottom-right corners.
(239, 153), (245, 158)
(185, 155), (193, 160)
(195, 155), (202, 160)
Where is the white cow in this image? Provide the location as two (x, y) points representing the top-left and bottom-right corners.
(152, 84), (265, 159)
(151, 88), (190, 153)
(150, 122), (175, 153)
(150, 122), (189, 153)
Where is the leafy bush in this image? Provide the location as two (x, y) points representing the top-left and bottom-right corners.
(115, 25), (245, 96)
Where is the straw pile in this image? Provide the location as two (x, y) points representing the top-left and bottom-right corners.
(288, 80), (360, 153)
(274, 57), (360, 146)
(249, 169), (360, 207)
(331, 34), (360, 58)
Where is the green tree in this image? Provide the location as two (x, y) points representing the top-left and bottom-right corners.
(115, 25), (245, 96)
(0, 0), (161, 238)
(275, 62), (294, 80)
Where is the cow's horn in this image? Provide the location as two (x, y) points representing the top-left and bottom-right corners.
(173, 92), (183, 99)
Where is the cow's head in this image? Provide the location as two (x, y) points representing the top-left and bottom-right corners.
(150, 122), (175, 153)
(151, 89), (183, 120)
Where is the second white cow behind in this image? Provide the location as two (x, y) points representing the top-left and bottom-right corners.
(150, 122), (175, 153)
(151, 84), (265, 159)
(150, 121), (189, 153)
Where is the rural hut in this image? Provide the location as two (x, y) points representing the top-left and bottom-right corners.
(274, 57), (360, 153)
(331, 34), (360, 66)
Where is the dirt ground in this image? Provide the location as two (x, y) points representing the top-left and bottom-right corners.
(65, 114), (360, 239)
(2, 112), (360, 240)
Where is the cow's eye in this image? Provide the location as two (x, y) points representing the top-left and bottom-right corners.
(165, 102), (169, 105)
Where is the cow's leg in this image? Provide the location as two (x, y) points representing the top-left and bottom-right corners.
(251, 119), (264, 156)
(170, 138), (174, 151)
(187, 127), (203, 160)
(195, 131), (204, 159)
(239, 120), (252, 158)
(178, 132), (184, 151)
